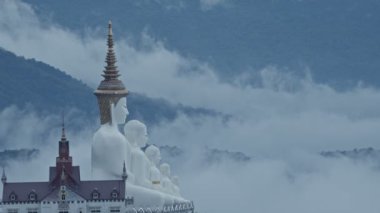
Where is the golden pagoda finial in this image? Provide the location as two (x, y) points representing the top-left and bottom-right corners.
(94, 21), (128, 125)
(108, 20), (113, 36)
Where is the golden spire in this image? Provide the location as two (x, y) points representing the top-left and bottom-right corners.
(103, 20), (119, 80)
(108, 21), (113, 36)
(94, 21), (128, 125)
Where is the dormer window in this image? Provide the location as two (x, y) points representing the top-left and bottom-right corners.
(111, 190), (119, 199)
(28, 191), (37, 201)
(29, 193), (35, 200)
(91, 189), (100, 200)
(9, 192), (17, 201)
(92, 192), (99, 199)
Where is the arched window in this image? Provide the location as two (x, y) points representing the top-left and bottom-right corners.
(9, 192), (17, 201)
(28, 191), (37, 201)
(91, 189), (100, 200)
(111, 190), (119, 199)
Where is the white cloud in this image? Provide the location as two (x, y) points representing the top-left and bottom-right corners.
(181, 156), (380, 213)
(1, 106), (380, 213)
(199, 0), (229, 10)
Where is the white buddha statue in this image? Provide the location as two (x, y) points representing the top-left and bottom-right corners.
(171, 176), (181, 197)
(160, 163), (175, 195)
(145, 145), (162, 190)
(124, 120), (152, 188)
(92, 98), (129, 179)
(113, 97), (128, 124)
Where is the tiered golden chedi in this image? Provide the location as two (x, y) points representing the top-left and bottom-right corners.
(94, 21), (128, 125)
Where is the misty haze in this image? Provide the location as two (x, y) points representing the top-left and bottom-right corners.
(0, 0), (380, 213)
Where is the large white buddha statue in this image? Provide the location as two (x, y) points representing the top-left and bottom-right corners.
(160, 163), (175, 195)
(124, 120), (152, 188)
(92, 97), (129, 179)
(145, 145), (162, 190)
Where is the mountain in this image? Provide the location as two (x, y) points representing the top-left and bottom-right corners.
(321, 147), (380, 162)
(22, 0), (380, 88)
(0, 48), (222, 127)
(127, 93), (223, 126)
(0, 48), (96, 116)
(203, 146), (251, 164)
(0, 148), (39, 167)
(158, 144), (251, 169)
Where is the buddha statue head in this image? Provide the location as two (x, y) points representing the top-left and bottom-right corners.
(160, 163), (171, 177)
(113, 97), (129, 125)
(124, 120), (148, 147)
(171, 176), (179, 186)
(145, 145), (161, 166)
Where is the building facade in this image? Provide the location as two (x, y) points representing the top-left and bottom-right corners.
(1, 123), (130, 213)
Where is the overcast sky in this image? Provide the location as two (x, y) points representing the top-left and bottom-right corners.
(0, 1), (380, 212)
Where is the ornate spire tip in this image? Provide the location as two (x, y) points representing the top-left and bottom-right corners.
(61, 112), (66, 140)
(108, 20), (113, 36)
(122, 161), (128, 180)
(2, 167), (6, 184)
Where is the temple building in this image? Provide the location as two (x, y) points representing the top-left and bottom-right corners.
(1, 122), (129, 213)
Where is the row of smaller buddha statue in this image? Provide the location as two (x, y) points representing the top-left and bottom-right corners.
(92, 98), (181, 197)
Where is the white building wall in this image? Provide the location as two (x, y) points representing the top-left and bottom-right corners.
(1, 200), (126, 213)
(1, 202), (39, 213)
(86, 200), (126, 212)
